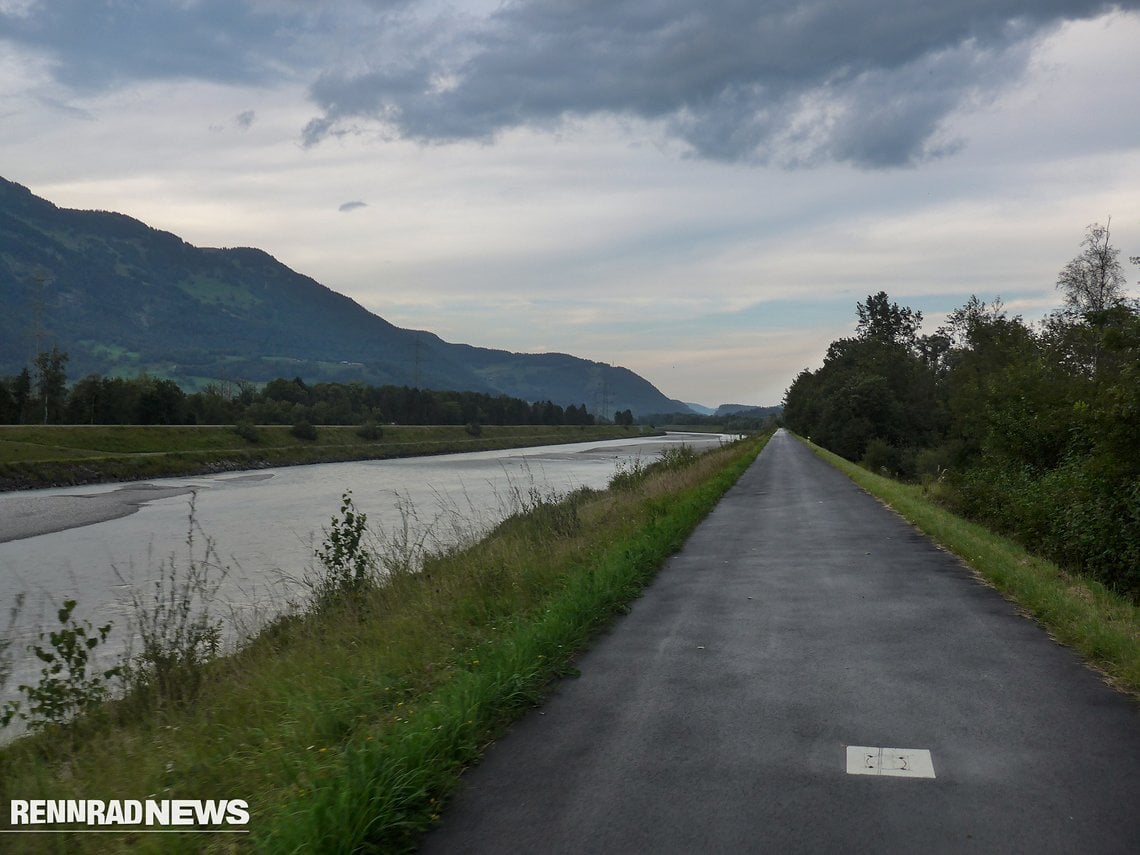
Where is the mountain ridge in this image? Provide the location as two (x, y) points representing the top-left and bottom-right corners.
(0, 177), (690, 416)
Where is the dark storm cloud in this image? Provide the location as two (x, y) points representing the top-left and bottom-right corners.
(1, 0), (284, 89)
(301, 0), (1138, 166)
(5, 1), (1135, 167)
(0, 0), (411, 91)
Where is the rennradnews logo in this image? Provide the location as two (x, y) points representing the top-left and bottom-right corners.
(8, 799), (249, 831)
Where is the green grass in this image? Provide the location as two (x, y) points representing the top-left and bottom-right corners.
(0, 439), (110, 463)
(0, 434), (768, 853)
(176, 274), (260, 308)
(0, 424), (652, 490)
(798, 434), (1140, 698)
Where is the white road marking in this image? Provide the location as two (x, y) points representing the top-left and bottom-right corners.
(846, 746), (936, 778)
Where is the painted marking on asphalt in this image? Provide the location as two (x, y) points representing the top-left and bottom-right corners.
(846, 746), (936, 778)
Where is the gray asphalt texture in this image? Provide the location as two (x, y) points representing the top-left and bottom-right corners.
(419, 430), (1140, 854)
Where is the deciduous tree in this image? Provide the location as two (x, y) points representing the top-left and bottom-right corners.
(1056, 220), (1129, 317)
(33, 347), (68, 423)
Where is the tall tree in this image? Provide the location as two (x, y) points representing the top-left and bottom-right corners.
(33, 347), (68, 424)
(855, 291), (923, 348)
(1056, 220), (1129, 317)
(12, 368), (32, 424)
(138, 378), (187, 425)
(783, 293), (943, 467)
(0, 378), (15, 424)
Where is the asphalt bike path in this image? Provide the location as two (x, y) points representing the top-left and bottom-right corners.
(419, 429), (1140, 853)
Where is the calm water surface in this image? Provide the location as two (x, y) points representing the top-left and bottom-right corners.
(0, 432), (731, 709)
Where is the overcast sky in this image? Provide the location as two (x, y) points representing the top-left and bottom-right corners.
(3, 1), (1139, 407)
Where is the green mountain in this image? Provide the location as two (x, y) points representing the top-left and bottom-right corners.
(0, 177), (689, 416)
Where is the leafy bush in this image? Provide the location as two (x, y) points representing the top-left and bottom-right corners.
(464, 421), (482, 437)
(0, 592), (23, 695)
(658, 444), (699, 471)
(861, 438), (900, 476)
(609, 445), (703, 491)
(291, 419), (318, 441)
(1031, 459), (1140, 596)
(608, 457), (649, 491)
(948, 457), (1140, 597)
(232, 420), (260, 443)
(311, 492), (378, 608)
(915, 442), (959, 483)
(357, 420), (384, 440)
(1, 599), (121, 731)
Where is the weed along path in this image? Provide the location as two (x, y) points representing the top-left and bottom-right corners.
(419, 429), (1140, 854)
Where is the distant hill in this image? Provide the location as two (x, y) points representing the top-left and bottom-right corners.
(0, 177), (690, 416)
(636, 402), (781, 428)
(714, 403), (782, 418)
(683, 402), (717, 416)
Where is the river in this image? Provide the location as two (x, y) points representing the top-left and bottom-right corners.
(0, 432), (731, 720)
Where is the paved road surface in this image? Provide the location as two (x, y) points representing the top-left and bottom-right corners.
(419, 430), (1139, 854)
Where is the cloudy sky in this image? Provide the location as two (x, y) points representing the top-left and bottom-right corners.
(3, 1), (1139, 407)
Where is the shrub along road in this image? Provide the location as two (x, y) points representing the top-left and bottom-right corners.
(419, 429), (1140, 854)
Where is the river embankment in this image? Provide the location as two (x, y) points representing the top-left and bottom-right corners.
(0, 423), (652, 492)
(0, 431), (737, 728)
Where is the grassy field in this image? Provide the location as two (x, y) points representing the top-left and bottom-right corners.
(0, 433), (768, 852)
(799, 435), (1140, 699)
(0, 424), (650, 490)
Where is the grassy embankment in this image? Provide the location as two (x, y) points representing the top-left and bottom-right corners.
(0, 433), (768, 853)
(798, 435), (1140, 698)
(0, 424), (649, 490)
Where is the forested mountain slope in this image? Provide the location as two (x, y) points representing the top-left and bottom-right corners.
(0, 177), (688, 416)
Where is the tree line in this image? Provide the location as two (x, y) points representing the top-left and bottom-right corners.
(637, 409), (782, 432)
(783, 222), (1139, 597)
(0, 367), (598, 429)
